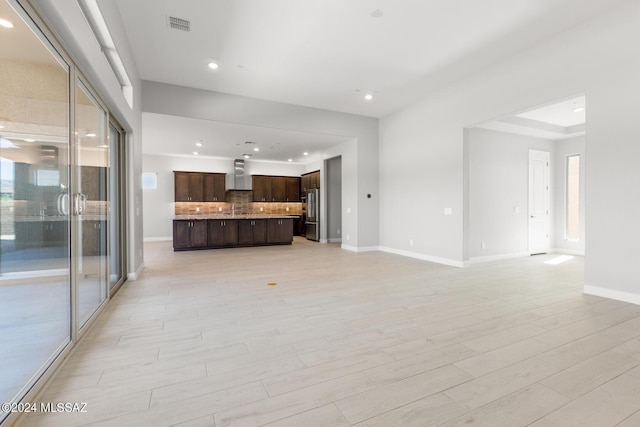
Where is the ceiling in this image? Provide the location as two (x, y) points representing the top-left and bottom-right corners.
(110, 0), (608, 160)
(142, 113), (352, 163)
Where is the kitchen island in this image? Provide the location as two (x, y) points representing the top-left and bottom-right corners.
(172, 215), (296, 251)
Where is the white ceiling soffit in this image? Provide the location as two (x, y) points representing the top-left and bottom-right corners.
(474, 95), (586, 140)
(113, 0), (624, 118)
(142, 112), (353, 163)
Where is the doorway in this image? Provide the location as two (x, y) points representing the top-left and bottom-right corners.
(464, 95), (586, 262)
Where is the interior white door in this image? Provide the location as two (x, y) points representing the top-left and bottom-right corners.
(529, 150), (550, 254)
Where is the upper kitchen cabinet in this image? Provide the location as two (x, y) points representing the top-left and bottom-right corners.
(301, 171), (320, 195)
(174, 171), (225, 202)
(174, 171), (202, 202)
(285, 177), (300, 202)
(271, 177), (286, 202)
(252, 175), (271, 202)
(252, 175), (300, 202)
(204, 173), (226, 202)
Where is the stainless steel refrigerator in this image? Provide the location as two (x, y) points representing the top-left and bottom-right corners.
(305, 188), (319, 241)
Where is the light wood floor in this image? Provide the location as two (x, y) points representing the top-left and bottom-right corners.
(18, 238), (640, 427)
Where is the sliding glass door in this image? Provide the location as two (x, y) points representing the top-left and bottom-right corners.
(0, 0), (71, 420)
(74, 81), (109, 328)
(0, 0), (126, 423)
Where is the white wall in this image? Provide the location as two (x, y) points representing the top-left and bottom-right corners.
(467, 128), (554, 260)
(142, 81), (379, 249)
(552, 136), (586, 254)
(30, 0), (144, 278)
(380, 0), (640, 302)
(142, 154), (304, 240)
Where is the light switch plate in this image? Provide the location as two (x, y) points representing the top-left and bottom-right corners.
(444, 208), (453, 216)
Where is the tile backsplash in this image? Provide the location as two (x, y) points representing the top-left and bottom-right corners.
(174, 190), (302, 216)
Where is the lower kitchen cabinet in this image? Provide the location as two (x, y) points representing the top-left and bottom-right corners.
(173, 219), (207, 250)
(208, 219), (238, 247)
(238, 219), (267, 246)
(173, 217), (293, 250)
(267, 218), (293, 244)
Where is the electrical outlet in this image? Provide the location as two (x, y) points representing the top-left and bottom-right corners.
(260, 207), (263, 211)
(481, 242), (486, 250)
(218, 207), (222, 212)
(196, 207), (200, 212)
(337, 229), (341, 234)
(346, 234), (350, 240)
(409, 239), (414, 246)
(286, 207), (289, 212)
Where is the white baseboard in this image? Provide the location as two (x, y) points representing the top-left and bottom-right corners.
(469, 252), (530, 264)
(379, 246), (464, 268)
(551, 248), (585, 256)
(341, 244), (378, 253)
(583, 285), (640, 306)
(127, 262), (145, 281)
(144, 236), (172, 242)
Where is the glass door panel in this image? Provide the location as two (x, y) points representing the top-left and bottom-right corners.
(74, 81), (108, 328)
(0, 0), (70, 420)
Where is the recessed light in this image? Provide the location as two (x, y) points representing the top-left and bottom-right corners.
(193, 151), (199, 155)
(0, 124), (5, 129)
(24, 138), (35, 142)
(98, 144), (109, 149)
(364, 93), (373, 101)
(86, 133), (96, 138)
(195, 141), (203, 147)
(253, 147), (259, 152)
(0, 19), (13, 29)
(288, 158), (293, 162)
(370, 9), (383, 18)
(208, 61), (219, 70)
(303, 152), (309, 156)
(572, 106), (585, 112)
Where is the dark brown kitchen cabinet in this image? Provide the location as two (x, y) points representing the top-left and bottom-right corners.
(307, 170), (321, 189)
(174, 172), (204, 202)
(175, 171), (225, 202)
(253, 175), (300, 202)
(285, 177), (300, 202)
(204, 173), (226, 202)
(267, 218), (293, 244)
(208, 219), (238, 247)
(252, 175), (271, 202)
(238, 219), (267, 245)
(173, 219), (207, 249)
(271, 177), (286, 202)
(301, 170), (320, 196)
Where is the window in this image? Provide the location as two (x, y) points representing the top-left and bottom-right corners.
(566, 154), (580, 240)
(142, 172), (157, 189)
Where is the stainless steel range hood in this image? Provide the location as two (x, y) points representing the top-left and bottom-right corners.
(233, 159), (248, 190)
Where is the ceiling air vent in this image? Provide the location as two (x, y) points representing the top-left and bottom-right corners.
(168, 16), (190, 32)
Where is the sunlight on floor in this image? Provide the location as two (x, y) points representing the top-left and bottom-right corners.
(544, 255), (574, 265)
